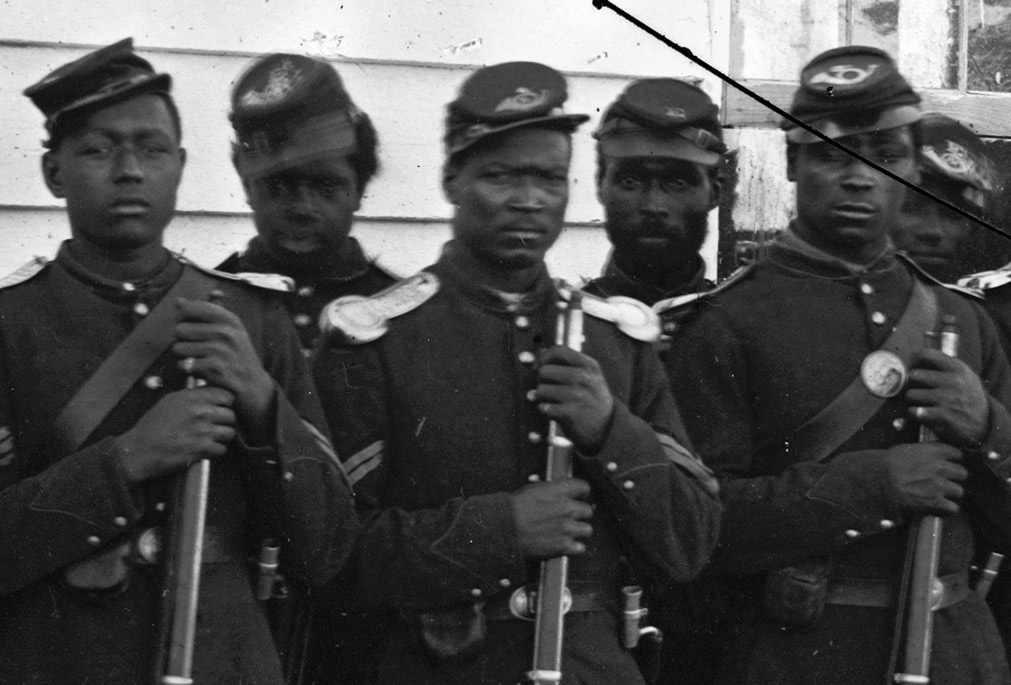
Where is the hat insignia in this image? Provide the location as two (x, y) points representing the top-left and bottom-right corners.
(664, 106), (687, 120)
(495, 87), (550, 113)
(241, 58), (305, 108)
(930, 140), (973, 175)
(808, 63), (879, 87)
(924, 140), (995, 192)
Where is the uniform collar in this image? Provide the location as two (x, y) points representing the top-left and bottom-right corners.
(431, 241), (555, 314)
(768, 224), (898, 278)
(595, 253), (710, 305)
(56, 240), (181, 299)
(239, 236), (374, 285)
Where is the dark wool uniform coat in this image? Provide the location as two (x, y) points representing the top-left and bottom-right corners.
(584, 252), (723, 685)
(217, 236), (398, 354)
(583, 253), (714, 346)
(0, 244), (356, 685)
(218, 234), (398, 685)
(959, 271), (1011, 674)
(668, 230), (1011, 685)
(312, 243), (722, 685)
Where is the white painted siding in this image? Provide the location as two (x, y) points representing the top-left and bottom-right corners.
(0, 0), (725, 280)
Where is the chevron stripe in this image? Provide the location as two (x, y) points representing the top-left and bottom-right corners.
(344, 440), (384, 486)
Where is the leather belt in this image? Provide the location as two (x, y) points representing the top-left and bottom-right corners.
(484, 585), (615, 622)
(826, 570), (970, 609)
(132, 525), (245, 566)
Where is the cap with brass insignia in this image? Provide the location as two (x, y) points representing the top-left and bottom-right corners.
(783, 45), (921, 144)
(445, 62), (590, 157)
(594, 78), (726, 166)
(919, 113), (996, 214)
(24, 38), (172, 138)
(230, 53), (359, 179)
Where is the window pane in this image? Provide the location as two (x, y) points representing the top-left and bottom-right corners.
(967, 0), (1011, 92)
(851, 0), (900, 55)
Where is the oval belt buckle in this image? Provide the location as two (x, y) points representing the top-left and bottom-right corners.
(860, 350), (908, 398)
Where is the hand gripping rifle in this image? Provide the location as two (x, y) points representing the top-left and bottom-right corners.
(526, 292), (585, 685)
(894, 315), (958, 685)
(157, 291), (222, 685)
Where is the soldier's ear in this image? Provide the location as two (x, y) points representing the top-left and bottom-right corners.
(708, 171), (723, 211)
(42, 151), (65, 199)
(442, 163), (460, 205)
(784, 142), (800, 182)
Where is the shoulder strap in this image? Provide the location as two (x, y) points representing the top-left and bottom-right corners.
(784, 278), (938, 463)
(52, 265), (219, 454)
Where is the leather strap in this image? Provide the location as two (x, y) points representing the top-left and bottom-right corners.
(826, 570), (969, 609)
(484, 585), (614, 622)
(52, 265), (219, 454)
(783, 278), (938, 464)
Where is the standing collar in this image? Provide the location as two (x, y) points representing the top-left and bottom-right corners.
(240, 236), (374, 284)
(769, 224), (897, 277)
(430, 241), (556, 313)
(596, 252), (710, 305)
(56, 240), (180, 297)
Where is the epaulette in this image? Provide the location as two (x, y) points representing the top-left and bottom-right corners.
(654, 263), (755, 314)
(177, 255), (294, 292)
(959, 264), (1011, 292)
(557, 281), (660, 343)
(897, 253), (984, 300)
(0, 256), (49, 290)
(320, 271), (440, 345)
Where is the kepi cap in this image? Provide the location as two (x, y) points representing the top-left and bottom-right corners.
(445, 62), (589, 157)
(594, 78), (726, 166)
(919, 113), (996, 213)
(24, 38), (172, 137)
(230, 54), (360, 179)
(784, 45), (921, 143)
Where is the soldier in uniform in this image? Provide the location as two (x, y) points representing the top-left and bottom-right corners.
(217, 52), (398, 685)
(218, 53), (397, 354)
(311, 61), (721, 685)
(891, 113), (996, 283)
(668, 46), (1011, 685)
(0, 39), (356, 684)
(583, 78), (726, 343)
(582, 78), (728, 685)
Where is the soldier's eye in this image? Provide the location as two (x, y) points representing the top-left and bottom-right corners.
(261, 178), (288, 197)
(481, 170), (511, 182)
(618, 177), (643, 191)
(663, 177), (691, 191)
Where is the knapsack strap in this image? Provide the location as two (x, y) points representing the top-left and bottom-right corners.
(53, 265), (219, 454)
(780, 278), (938, 464)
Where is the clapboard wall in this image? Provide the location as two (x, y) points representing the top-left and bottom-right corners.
(0, 0), (729, 282)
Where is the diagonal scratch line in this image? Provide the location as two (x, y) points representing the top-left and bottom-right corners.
(591, 0), (1011, 245)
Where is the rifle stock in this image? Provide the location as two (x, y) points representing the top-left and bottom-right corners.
(526, 292), (584, 685)
(158, 291), (223, 684)
(894, 315), (958, 685)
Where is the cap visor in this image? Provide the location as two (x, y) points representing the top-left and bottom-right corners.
(599, 131), (722, 166)
(449, 113), (590, 156)
(55, 73), (172, 126)
(786, 105), (922, 144)
(235, 113), (357, 179)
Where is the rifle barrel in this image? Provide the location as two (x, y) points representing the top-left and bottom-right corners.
(895, 316), (958, 685)
(527, 292), (584, 684)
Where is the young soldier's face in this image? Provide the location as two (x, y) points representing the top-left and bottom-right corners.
(43, 94), (185, 253)
(891, 178), (974, 282)
(245, 155), (361, 260)
(597, 156), (717, 269)
(444, 128), (571, 269)
(789, 126), (918, 263)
